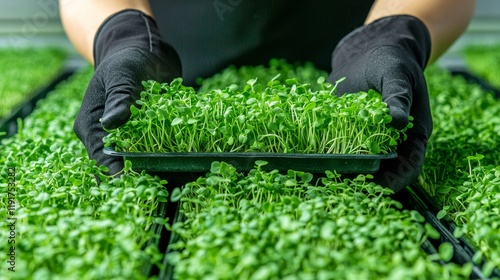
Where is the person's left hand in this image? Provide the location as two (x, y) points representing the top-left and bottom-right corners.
(328, 15), (433, 192)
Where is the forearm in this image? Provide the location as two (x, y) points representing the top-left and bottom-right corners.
(59, 0), (153, 64)
(366, 0), (476, 65)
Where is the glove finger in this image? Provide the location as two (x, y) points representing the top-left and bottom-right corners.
(100, 50), (147, 130)
(408, 73), (433, 139)
(366, 46), (416, 130)
(74, 74), (124, 175)
(379, 72), (412, 130)
(101, 87), (136, 130)
(101, 48), (181, 129)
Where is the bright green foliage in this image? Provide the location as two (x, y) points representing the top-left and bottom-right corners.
(4, 58), (499, 279)
(420, 67), (500, 198)
(0, 68), (168, 280)
(463, 45), (500, 88)
(197, 58), (328, 93)
(0, 48), (66, 119)
(419, 66), (500, 277)
(457, 160), (500, 276)
(105, 63), (409, 154)
(168, 161), (470, 279)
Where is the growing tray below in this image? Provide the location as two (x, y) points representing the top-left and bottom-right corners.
(104, 147), (397, 174)
(0, 69), (74, 139)
(449, 69), (500, 99)
(399, 186), (500, 279)
(160, 198), (443, 280)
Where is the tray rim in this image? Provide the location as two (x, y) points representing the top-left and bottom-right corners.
(103, 147), (398, 160)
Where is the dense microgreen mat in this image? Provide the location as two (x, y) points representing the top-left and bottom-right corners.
(3, 58), (500, 278)
(0, 68), (168, 279)
(166, 161), (470, 279)
(463, 44), (500, 88)
(104, 60), (410, 155)
(196, 58), (328, 93)
(0, 48), (66, 119)
(419, 66), (500, 276)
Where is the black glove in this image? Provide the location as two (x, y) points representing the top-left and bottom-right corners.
(328, 15), (433, 192)
(74, 9), (182, 175)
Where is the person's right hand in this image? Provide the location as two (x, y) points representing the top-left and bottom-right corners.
(74, 9), (181, 176)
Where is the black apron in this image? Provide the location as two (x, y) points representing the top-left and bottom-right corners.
(150, 1), (374, 86)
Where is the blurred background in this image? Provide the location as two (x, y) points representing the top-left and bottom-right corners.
(0, 0), (499, 63)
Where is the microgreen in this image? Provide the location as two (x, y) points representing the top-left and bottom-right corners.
(463, 44), (500, 88)
(167, 161), (470, 279)
(0, 68), (168, 279)
(196, 59), (328, 93)
(105, 61), (409, 155)
(0, 48), (65, 120)
(418, 66), (500, 276)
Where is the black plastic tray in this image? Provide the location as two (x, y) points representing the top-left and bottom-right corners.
(144, 194), (180, 277)
(0, 69), (74, 139)
(400, 187), (500, 279)
(449, 69), (500, 99)
(104, 147), (397, 174)
(142, 201), (169, 276)
(158, 203), (181, 280)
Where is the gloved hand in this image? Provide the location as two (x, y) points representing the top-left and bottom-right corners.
(74, 9), (182, 175)
(328, 15), (433, 192)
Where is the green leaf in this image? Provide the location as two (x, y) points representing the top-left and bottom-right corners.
(170, 188), (182, 202)
(453, 227), (464, 239)
(154, 217), (169, 225)
(368, 141), (381, 154)
(472, 251), (483, 264)
(436, 209), (447, 219)
(255, 160), (268, 167)
(425, 223), (441, 239)
(124, 160), (133, 172)
(171, 118), (183, 126)
(303, 102), (316, 111)
(438, 242), (453, 262)
(437, 185), (451, 194)
(301, 173), (314, 183)
(389, 138), (398, 146)
(210, 161), (221, 173)
(482, 261), (496, 277)
(146, 110), (156, 119)
(285, 78), (298, 85)
(410, 210), (425, 223)
(246, 98), (258, 105)
(284, 179), (297, 187)
(238, 133), (248, 144)
(247, 78), (257, 86)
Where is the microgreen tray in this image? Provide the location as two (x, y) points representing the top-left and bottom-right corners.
(159, 203), (182, 280)
(0, 69), (74, 139)
(450, 69), (500, 99)
(160, 193), (443, 280)
(144, 197), (181, 278)
(142, 201), (168, 276)
(403, 187), (500, 279)
(104, 147), (397, 174)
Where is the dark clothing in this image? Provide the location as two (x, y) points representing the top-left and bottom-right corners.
(150, 1), (374, 86)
